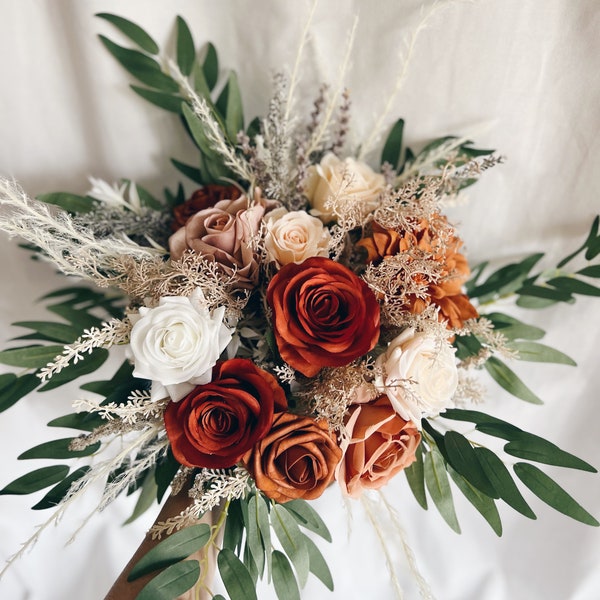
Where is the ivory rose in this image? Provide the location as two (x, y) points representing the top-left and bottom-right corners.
(243, 412), (342, 503)
(164, 359), (287, 469)
(168, 194), (264, 288)
(128, 289), (233, 402)
(374, 328), (458, 426)
(304, 152), (386, 223)
(264, 208), (331, 267)
(338, 395), (421, 497)
(266, 256), (380, 377)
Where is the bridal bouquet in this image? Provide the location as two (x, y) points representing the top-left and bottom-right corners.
(1, 13), (599, 600)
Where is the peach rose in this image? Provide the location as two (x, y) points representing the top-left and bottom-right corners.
(264, 208), (331, 268)
(337, 395), (421, 497)
(304, 153), (386, 223)
(243, 412), (342, 503)
(168, 195), (264, 288)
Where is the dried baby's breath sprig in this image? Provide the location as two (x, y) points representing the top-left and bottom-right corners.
(330, 88), (351, 155)
(297, 360), (378, 432)
(38, 317), (132, 383)
(457, 317), (517, 361)
(272, 364), (296, 385)
(453, 371), (486, 406)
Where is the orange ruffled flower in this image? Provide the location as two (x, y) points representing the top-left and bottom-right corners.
(356, 218), (478, 329)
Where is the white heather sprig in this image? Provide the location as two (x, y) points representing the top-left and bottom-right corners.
(72, 392), (167, 426)
(0, 178), (160, 281)
(149, 467), (250, 539)
(38, 318), (132, 382)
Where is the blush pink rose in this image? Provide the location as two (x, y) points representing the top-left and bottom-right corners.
(168, 195), (264, 288)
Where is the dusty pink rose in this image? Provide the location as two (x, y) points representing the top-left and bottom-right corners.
(337, 395), (421, 498)
(169, 195), (264, 288)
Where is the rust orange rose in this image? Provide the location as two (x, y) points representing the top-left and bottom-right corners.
(171, 184), (242, 232)
(357, 219), (478, 328)
(337, 395), (421, 497)
(243, 412), (342, 503)
(164, 359), (287, 469)
(266, 256), (380, 377)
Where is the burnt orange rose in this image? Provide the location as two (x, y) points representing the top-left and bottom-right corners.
(243, 412), (342, 503)
(337, 395), (421, 498)
(171, 185), (243, 232)
(266, 256), (380, 377)
(357, 219), (478, 328)
(164, 359), (287, 469)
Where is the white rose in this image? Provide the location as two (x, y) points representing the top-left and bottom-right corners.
(374, 328), (458, 427)
(304, 152), (386, 223)
(264, 208), (331, 267)
(128, 289), (233, 402)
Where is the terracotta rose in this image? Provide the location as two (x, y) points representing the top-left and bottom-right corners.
(337, 395), (421, 497)
(168, 194), (264, 289)
(243, 412), (342, 503)
(171, 184), (243, 232)
(164, 359), (287, 469)
(266, 256), (380, 377)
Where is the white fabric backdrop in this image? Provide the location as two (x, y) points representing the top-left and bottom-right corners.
(0, 1), (599, 599)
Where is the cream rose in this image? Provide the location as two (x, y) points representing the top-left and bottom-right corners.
(304, 152), (386, 223)
(374, 329), (457, 427)
(128, 289), (233, 402)
(264, 208), (331, 267)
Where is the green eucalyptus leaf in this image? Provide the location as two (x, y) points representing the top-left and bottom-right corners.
(0, 345), (64, 369)
(272, 504), (310, 587)
(47, 412), (106, 432)
(404, 442), (427, 509)
(448, 466), (502, 536)
(255, 492), (272, 577)
(0, 465), (70, 496)
(485, 312), (546, 341)
(131, 86), (183, 113)
(303, 534), (334, 591)
(181, 103), (218, 159)
(99, 35), (178, 92)
(154, 449), (181, 503)
(577, 265), (600, 278)
(171, 158), (204, 185)
(484, 356), (543, 404)
(223, 499), (245, 553)
(32, 466), (90, 510)
(124, 470), (159, 524)
(135, 560), (200, 600)
(547, 276), (600, 297)
(516, 295), (560, 309)
(192, 60), (212, 99)
(242, 536), (259, 584)
(508, 341), (576, 366)
(128, 524), (210, 581)
(39, 348), (110, 392)
(381, 118), (404, 169)
(247, 493), (266, 577)
(441, 408), (509, 427)
(444, 431), (497, 498)
(475, 447), (536, 519)
(176, 16), (195, 76)
(216, 71), (244, 142)
(504, 433), (597, 472)
(423, 448), (461, 533)
(0, 374), (40, 413)
(12, 321), (80, 344)
(96, 13), (159, 54)
(46, 304), (102, 329)
(218, 548), (258, 600)
(283, 499), (332, 542)
(202, 42), (219, 90)
(18, 437), (100, 460)
(272, 550), (301, 600)
(37, 192), (95, 214)
(513, 463), (599, 526)
(557, 216), (599, 268)
(516, 284), (573, 303)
